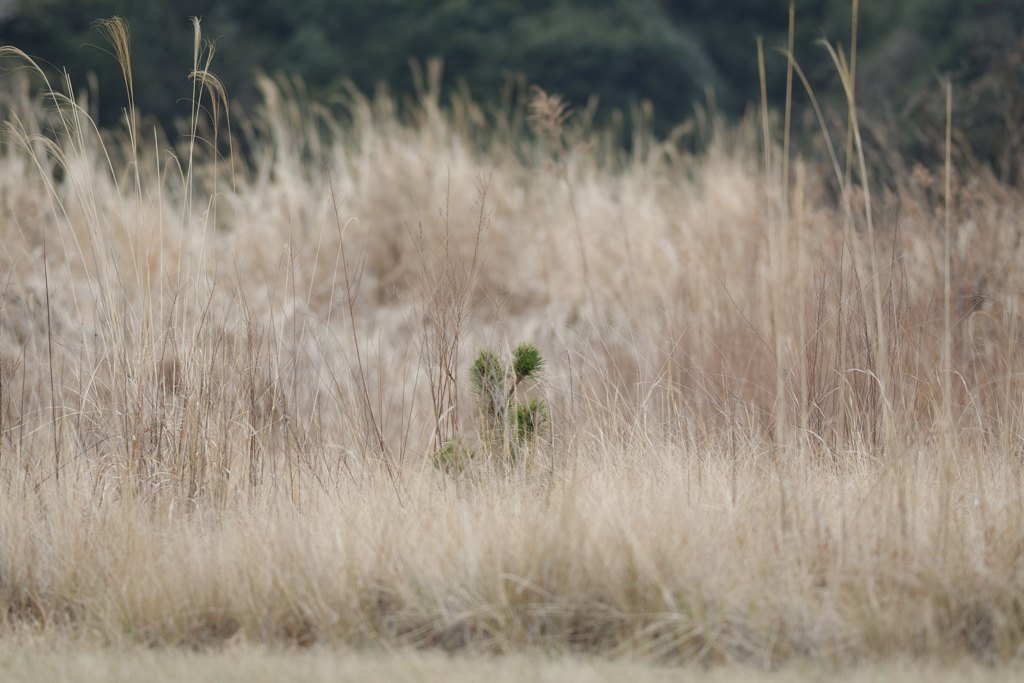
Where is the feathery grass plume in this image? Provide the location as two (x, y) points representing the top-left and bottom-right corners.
(527, 87), (572, 145)
(528, 86), (591, 300)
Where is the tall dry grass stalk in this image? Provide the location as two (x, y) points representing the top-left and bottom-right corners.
(0, 13), (1023, 668)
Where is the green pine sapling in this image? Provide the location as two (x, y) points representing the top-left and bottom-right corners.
(470, 343), (548, 465)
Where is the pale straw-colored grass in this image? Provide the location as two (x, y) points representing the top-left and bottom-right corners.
(1, 17), (1024, 670)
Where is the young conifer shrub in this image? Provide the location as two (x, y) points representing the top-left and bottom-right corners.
(469, 342), (548, 466)
(430, 438), (476, 473)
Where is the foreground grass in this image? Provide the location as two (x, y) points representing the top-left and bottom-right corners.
(4, 15), (1024, 670)
(1, 647), (1022, 683)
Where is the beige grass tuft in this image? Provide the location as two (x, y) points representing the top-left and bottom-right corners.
(0, 16), (1023, 669)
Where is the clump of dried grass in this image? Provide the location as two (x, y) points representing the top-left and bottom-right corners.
(1, 12), (1024, 670)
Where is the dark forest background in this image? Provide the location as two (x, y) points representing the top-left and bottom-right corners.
(3, 0), (1024, 180)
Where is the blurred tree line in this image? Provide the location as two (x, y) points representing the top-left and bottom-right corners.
(3, 0), (1024, 178)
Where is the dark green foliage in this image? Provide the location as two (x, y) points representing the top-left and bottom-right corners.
(470, 350), (506, 415)
(469, 344), (548, 465)
(512, 343), (544, 384)
(0, 0), (719, 135)
(431, 438), (475, 473)
(514, 398), (548, 443)
(0, 0), (266, 132)
(6, 1), (1024, 176)
(471, 350), (504, 390)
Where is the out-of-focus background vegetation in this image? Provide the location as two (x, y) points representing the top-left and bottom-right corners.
(5, 0), (1024, 181)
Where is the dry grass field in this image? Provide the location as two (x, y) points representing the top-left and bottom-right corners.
(2, 646), (1023, 683)
(3, 16), (1024, 678)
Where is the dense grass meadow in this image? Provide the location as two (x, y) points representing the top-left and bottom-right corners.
(5, 16), (1024, 678)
